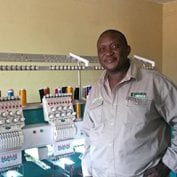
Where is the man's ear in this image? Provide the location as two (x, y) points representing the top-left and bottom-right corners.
(127, 45), (131, 55)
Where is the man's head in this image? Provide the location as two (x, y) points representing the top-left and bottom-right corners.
(97, 29), (131, 73)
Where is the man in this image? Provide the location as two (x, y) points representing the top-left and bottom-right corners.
(81, 29), (177, 177)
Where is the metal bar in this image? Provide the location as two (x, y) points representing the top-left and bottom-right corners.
(0, 52), (98, 63)
(0, 65), (103, 71)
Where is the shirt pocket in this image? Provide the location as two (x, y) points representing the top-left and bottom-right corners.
(89, 99), (105, 142)
(89, 99), (104, 129)
(125, 96), (152, 124)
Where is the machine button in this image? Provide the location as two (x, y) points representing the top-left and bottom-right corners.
(1, 111), (8, 117)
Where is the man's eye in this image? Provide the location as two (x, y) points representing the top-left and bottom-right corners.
(99, 47), (106, 52)
(111, 43), (120, 49)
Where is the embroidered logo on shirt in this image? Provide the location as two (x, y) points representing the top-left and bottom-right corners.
(127, 92), (148, 105)
(131, 92), (147, 99)
(92, 96), (103, 104)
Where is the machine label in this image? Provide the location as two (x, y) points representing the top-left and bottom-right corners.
(0, 150), (22, 169)
(1, 153), (17, 163)
(54, 139), (74, 156)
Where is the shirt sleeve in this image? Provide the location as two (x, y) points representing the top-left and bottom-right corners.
(157, 86), (177, 173)
(81, 98), (93, 177)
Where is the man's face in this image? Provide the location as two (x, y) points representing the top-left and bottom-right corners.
(97, 34), (130, 73)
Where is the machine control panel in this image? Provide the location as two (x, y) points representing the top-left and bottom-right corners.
(0, 97), (25, 132)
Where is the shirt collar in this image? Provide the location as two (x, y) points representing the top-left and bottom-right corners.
(125, 60), (139, 81)
(100, 59), (139, 85)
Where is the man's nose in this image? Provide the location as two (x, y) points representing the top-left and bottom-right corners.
(105, 47), (114, 55)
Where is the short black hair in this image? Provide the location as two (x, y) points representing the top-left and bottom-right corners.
(97, 29), (128, 47)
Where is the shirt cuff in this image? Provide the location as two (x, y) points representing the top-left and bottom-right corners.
(162, 148), (177, 173)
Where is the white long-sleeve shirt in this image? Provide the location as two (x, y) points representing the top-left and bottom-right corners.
(81, 61), (177, 177)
